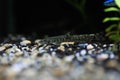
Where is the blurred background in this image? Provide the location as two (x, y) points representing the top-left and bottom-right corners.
(0, 0), (106, 37)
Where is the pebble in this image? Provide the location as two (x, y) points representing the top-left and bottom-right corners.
(57, 45), (65, 51)
(87, 44), (94, 50)
(20, 40), (31, 46)
(97, 53), (109, 61)
(5, 48), (15, 54)
(38, 47), (47, 53)
(3, 43), (12, 48)
(78, 43), (88, 48)
(0, 46), (5, 52)
(15, 51), (23, 57)
(34, 39), (41, 44)
(109, 53), (115, 59)
(80, 49), (87, 56)
(88, 48), (95, 54)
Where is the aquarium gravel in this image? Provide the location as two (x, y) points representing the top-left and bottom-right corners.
(0, 34), (120, 80)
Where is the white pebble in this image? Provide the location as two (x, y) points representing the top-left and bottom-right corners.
(51, 51), (56, 56)
(5, 48), (15, 54)
(9, 53), (14, 57)
(77, 56), (84, 62)
(78, 43), (88, 48)
(97, 54), (109, 60)
(88, 49), (95, 54)
(20, 40), (31, 46)
(0, 46), (5, 51)
(35, 39), (41, 44)
(87, 44), (94, 50)
(15, 51), (23, 57)
(3, 43), (12, 48)
(2, 53), (7, 57)
(50, 48), (54, 52)
(103, 44), (107, 47)
(109, 53), (115, 59)
(75, 52), (80, 57)
(39, 47), (46, 53)
(80, 49), (87, 56)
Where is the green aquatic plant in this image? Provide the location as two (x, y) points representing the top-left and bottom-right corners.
(103, 0), (120, 43)
(103, 0), (120, 51)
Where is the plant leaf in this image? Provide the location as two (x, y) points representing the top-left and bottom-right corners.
(104, 7), (119, 12)
(103, 17), (120, 23)
(115, 0), (120, 8)
(105, 24), (118, 32)
(109, 35), (120, 41)
(106, 31), (117, 36)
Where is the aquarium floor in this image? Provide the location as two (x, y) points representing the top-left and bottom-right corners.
(0, 34), (120, 80)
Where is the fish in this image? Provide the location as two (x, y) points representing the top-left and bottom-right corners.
(40, 32), (109, 44)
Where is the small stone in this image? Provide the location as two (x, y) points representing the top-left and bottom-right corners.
(76, 56), (84, 62)
(5, 48), (15, 54)
(0, 46), (5, 52)
(49, 47), (54, 52)
(34, 39), (41, 44)
(80, 49), (87, 56)
(35, 39), (43, 46)
(20, 40), (31, 46)
(103, 44), (107, 48)
(20, 36), (26, 41)
(88, 49), (95, 54)
(9, 53), (14, 57)
(58, 45), (65, 51)
(21, 46), (30, 51)
(2, 53), (7, 57)
(30, 50), (39, 58)
(51, 51), (56, 56)
(15, 51), (23, 57)
(31, 46), (37, 52)
(3, 43), (12, 48)
(78, 43), (88, 48)
(75, 52), (80, 57)
(45, 45), (51, 50)
(38, 47), (46, 53)
(68, 48), (72, 51)
(87, 44), (94, 50)
(109, 53), (115, 59)
(97, 54), (109, 61)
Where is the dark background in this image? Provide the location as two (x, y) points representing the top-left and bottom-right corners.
(0, 0), (106, 37)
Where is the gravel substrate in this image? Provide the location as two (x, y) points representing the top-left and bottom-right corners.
(0, 34), (120, 80)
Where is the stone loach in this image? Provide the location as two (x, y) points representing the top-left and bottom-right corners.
(40, 32), (110, 44)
